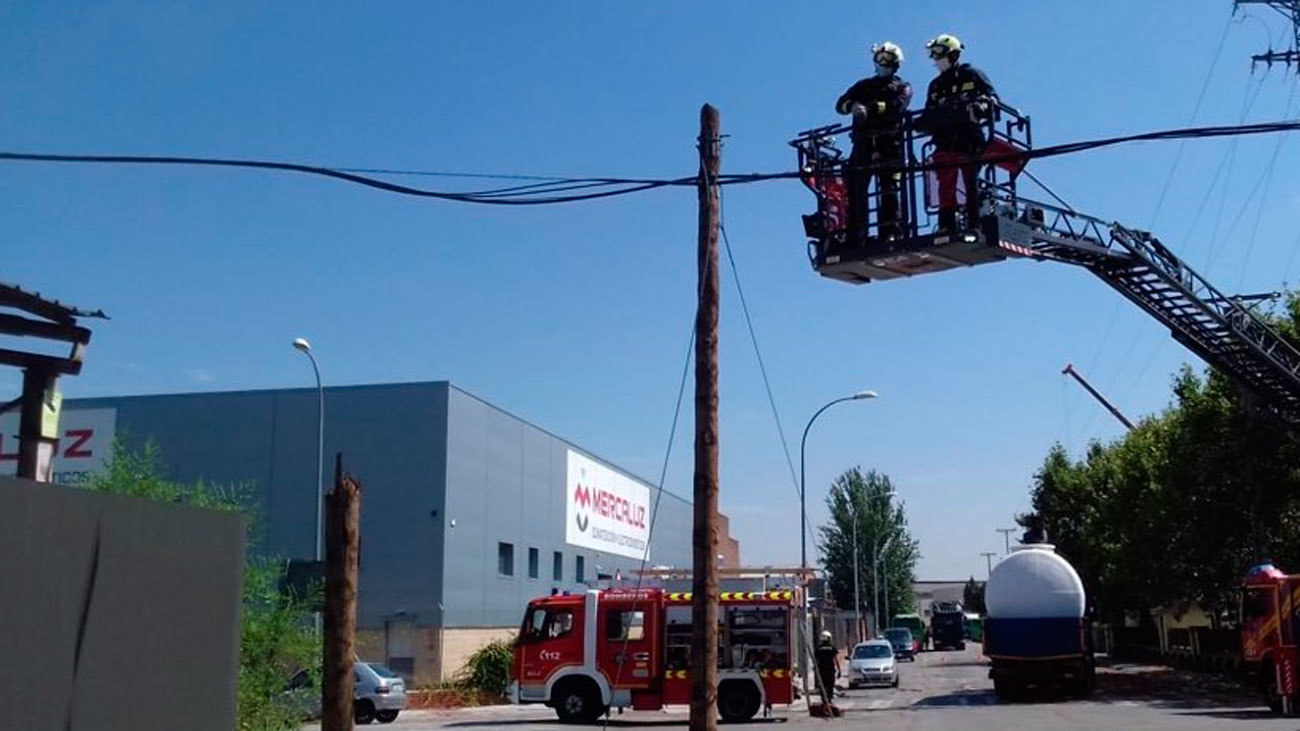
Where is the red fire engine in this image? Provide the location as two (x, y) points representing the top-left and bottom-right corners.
(510, 587), (797, 723)
(1241, 563), (1300, 713)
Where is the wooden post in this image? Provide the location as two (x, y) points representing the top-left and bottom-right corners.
(322, 453), (361, 731)
(16, 368), (58, 481)
(690, 103), (721, 731)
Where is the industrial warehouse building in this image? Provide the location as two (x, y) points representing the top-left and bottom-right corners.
(8, 381), (740, 683)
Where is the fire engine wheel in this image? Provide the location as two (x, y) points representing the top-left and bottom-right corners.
(552, 678), (605, 723)
(717, 681), (761, 723)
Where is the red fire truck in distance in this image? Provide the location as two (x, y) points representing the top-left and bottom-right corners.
(510, 587), (796, 723)
(1241, 563), (1300, 713)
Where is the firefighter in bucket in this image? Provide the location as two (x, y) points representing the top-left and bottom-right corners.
(919, 33), (998, 233)
(835, 41), (912, 245)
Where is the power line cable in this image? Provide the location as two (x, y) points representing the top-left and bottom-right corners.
(717, 189), (820, 553)
(1104, 76), (1279, 417)
(1236, 83), (1297, 290)
(1082, 18), (1244, 387)
(1080, 74), (1268, 434)
(6, 119), (1300, 204)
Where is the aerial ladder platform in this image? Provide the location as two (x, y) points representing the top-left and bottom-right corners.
(792, 105), (1300, 423)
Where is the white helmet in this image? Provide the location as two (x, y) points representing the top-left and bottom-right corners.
(821, 630), (833, 640)
(872, 41), (904, 68)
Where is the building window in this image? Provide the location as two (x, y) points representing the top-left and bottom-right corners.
(576, 555), (586, 583)
(528, 547), (539, 579)
(498, 542), (514, 576)
(553, 551), (563, 581)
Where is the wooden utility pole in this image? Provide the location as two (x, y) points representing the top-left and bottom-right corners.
(322, 453), (362, 731)
(690, 103), (721, 731)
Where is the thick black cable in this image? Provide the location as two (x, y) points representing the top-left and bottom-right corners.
(717, 192), (819, 550)
(0, 151), (677, 205)
(6, 119), (1300, 204)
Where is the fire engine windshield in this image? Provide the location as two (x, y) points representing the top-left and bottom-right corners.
(522, 605), (574, 642)
(1242, 587), (1274, 622)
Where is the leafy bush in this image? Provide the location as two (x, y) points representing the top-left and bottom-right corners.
(456, 638), (514, 696)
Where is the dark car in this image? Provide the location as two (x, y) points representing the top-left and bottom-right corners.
(883, 627), (917, 661)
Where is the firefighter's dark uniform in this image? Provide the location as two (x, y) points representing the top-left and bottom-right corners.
(922, 63), (997, 231)
(814, 637), (840, 701)
(836, 74), (912, 242)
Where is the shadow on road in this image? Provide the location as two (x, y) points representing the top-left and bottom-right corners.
(1173, 708), (1280, 721)
(444, 719), (789, 728)
(1094, 665), (1263, 710)
(911, 690), (996, 707)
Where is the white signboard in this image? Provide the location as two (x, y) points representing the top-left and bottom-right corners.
(565, 450), (651, 560)
(0, 408), (117, 485)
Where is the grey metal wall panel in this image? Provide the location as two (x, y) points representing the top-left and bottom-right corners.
(0, 476), (244, 731)
(68, 383), (448, 629)
(442, 387), (694, 628)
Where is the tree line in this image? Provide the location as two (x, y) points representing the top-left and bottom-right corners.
(1018, 294), (1300, 624)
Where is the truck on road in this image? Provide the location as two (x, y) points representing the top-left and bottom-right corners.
(930, 601), (966, 651)
(984, 544), (1094, 699)
(891, 613), (928, 652)
(510, 588), (796, 723)
(1240, 562), (1300, 713)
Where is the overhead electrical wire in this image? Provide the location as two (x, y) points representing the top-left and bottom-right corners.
(1080, 20), (1233, 398)
(5, 118), (1300, 204)
(717, 186), (821, 554)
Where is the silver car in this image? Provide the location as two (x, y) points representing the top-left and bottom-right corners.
(847, 640), (899, 689)
(284, 662), (407, 724)
(355, 662), (407, 724)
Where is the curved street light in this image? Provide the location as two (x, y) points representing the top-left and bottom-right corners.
(292, 338), (324, 567)
(799, 390), (877, 571)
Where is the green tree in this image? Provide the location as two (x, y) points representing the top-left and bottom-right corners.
(83, 439), (319, 730)
(963, 577), (985, 614)
(1019, 290), (1300, 622)
(818, 468), (919, 624)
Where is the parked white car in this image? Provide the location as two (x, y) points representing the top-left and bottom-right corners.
(847, 640), (900, 689)
(355, 662), (407, 724)
(284, 662), (407, 724)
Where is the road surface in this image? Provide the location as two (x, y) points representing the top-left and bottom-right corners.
(310, 644), (1295, 729)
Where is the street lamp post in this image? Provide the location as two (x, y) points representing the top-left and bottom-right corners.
(872, 532), (895, 637)
(847, 500), (862, 645)
(881, 537), (895, 633)
(799, 390), (877, 571)
(798, 389), (876, 689)
(292, 338), (325, 568)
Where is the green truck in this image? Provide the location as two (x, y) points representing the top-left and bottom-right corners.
(890, 613), (928, 652)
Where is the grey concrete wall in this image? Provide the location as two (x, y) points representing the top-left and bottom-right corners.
(69, 382), (448, 628)
(0, 475), (244, 731)
(441, 386), (693, 628)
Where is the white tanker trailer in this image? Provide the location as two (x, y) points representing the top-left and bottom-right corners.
(984, 544), (1095, 698)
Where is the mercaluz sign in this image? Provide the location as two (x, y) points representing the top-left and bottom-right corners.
(565, 450), (650, 560)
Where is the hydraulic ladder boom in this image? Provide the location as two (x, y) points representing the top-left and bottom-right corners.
(996, 197), (1300, 423)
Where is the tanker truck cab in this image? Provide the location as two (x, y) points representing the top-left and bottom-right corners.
(511, 588), (796, 723)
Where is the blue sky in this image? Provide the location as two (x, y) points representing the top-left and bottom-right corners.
(3, 1), (1298, 580)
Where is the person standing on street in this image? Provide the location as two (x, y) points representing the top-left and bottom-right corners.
(814, 630), (841, 701)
